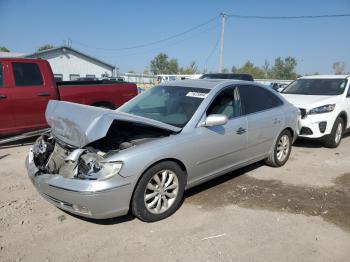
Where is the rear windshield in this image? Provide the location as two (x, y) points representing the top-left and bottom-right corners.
(282, 79), (348, 96)
(119, 86), (210, 128)
(200, 74), (253, 81)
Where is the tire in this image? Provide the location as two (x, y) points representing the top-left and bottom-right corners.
(131, 161), (186, 222)
(265, 129), (292, 167)
(324, 117), (344, 148)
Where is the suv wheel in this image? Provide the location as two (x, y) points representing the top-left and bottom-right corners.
(325, 117), (344, 148)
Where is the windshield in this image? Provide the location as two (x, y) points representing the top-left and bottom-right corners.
(282, 79), (348, 96)
(119, 86), (210, 128)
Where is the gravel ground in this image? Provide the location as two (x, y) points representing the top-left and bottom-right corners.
(0, 137), (349, 262)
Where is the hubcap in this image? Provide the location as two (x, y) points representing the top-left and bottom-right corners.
(276, 135), (290, 162)
(144, 170), (179, 214)
(335, 122), (343, 144)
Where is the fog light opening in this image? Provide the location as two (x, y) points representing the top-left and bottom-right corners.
(319, 122), (327, 133)
(72, 204), (91, 215)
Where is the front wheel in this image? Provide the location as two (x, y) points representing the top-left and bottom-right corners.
(324, 117), (344, 148)
(131, 161), (186, 222)
(265, 129), (292, 167)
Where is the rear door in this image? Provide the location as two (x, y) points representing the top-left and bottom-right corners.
(9, 61), (55, 129)
(0, 61), (16, 134)
(238, 85), (284, 160)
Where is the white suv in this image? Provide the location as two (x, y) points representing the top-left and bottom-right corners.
(281, 75), (350, 148)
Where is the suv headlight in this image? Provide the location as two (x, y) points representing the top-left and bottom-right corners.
(77, 153), (123, 181)
(308, 104), (335, 115)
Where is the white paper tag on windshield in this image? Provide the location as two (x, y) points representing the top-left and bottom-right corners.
(186, 92), (208, 98)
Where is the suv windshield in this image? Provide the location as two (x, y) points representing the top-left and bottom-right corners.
(282, 79), (348, 96)
(119, 86), (210, 128)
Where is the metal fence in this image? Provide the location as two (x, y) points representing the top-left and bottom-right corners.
(121, 73), (294, 89)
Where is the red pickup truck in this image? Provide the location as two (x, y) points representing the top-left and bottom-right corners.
(0, 58), (138, 136)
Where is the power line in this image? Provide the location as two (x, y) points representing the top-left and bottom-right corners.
(111, 23), (220, 59)
(204, 29), (221, 71)
(73, 15), (219, 51)
(226, 13), (350, 19)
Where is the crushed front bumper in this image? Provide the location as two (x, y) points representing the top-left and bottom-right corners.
(25, 150), (134, 219)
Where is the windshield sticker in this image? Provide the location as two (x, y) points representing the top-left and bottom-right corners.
(186, 92), (208, 99)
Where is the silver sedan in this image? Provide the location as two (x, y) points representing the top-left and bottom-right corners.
(26, 79), (299, 222)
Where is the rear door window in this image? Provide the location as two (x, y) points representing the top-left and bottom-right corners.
(239, 85), (283, 115)
(12, 62), (43, 86)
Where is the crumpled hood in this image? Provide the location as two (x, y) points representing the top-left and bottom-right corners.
(45, 100), (181, 148)
(281, 94), (341, 109)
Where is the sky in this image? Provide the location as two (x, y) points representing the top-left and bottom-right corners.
(1, 0), (350, 75)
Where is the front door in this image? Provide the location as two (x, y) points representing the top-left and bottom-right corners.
(188, 86), (248, 185)
(0, 62), (16, 135)
(10, 61), (54, 129)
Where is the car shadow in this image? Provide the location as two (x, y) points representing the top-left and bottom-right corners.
(292, 132), (350, 149)
(66, 162), (264, 225)
(60, 209), (135, 225)
(292, 139), (324, 148)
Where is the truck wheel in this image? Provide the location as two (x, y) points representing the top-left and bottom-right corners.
(131, 161), (186, 222)
(325, 117), (344, 148)
(265, 129), (292, 167)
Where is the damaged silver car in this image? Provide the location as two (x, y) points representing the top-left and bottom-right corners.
(26, 79), (299, 222)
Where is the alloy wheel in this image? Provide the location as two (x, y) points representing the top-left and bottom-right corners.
(276, 134), (290, 162)
(144, 170), (179, 214)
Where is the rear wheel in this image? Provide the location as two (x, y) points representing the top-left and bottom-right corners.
(131, 161), (186, 222)
(324, 117), (344, 148)
(265, 129), (292, 167)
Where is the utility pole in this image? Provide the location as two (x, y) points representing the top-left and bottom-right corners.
(219, 13), (226, 73)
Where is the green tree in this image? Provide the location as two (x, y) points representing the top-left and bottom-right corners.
(128, 70), (136, 74)
(262, 60), (270, 78)
(181, 61), (199, 74)
(231, 61), (265, 79)
(0, 46), (10, 52)
(37, 44), (55, 52)
(332, 62), (346, 75)
(143, 66), (150, 75)
(150, 53), (169, 74)
(167, 59), (179, 74)
(150, 53), (180, 74)
(270, 57), (297, 80)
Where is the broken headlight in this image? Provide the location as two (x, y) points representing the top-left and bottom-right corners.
(77, 153), (122, 181)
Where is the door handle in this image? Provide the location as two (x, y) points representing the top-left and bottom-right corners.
(236, 127), (246, 135)
(273, 119), (282, 124)
(37, 92), (51, 97)
(0, 94), (7, 100)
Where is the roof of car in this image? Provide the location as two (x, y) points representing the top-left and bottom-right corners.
(300, 75), (350, 79)
(162, 79), (252, 90)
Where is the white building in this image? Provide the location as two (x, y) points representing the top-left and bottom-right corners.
(26, 46), (115, 81)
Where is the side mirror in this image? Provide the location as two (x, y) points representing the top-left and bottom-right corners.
(199, 114), (228, 127)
